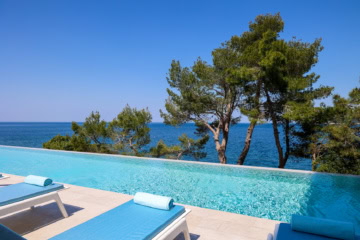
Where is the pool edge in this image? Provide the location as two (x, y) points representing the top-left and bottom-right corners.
(1, 144), (359, 178)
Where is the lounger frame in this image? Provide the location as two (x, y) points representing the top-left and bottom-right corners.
(0, 189), (68, 219)
(153, 209), (191, 240)
(267, 223), (279, 240)
(0, 175), (9, 180)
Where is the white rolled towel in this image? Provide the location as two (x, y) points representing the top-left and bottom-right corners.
(134, 192), (174, 210)
(25, 175), (53, 187)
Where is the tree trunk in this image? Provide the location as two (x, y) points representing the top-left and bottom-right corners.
(214, 131), (227, 164)
(211, 118), (230, 164)
(312, 152), (317, 171)
(265, 90), (285, 168)
(129, 138), (138, 155)
(283, 119), (290, 166)
(91, 136), (101, 151)
(201, 104), (231, 164)
(237, 79), (261, 165)
(177, 152), (183, 160)
(220, 121), (230, 164)
(217, 148), (227, 164)
(273, 122), (285, 168)
(237, 121), (256, 165)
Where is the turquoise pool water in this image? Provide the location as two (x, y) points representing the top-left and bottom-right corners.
(0, 146), (359, 233)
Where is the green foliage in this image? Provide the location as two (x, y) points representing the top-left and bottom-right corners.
(43, 134), (92, 152)
(291, 87), (360, 175)
(149, 134), (209, 160)
(71, 111), (112, 153)
(315, 89), (360, 174)
(43, 135), (73, 151)
(72, 111), (110, 150)
(44, 111), (112, 153)
(109, 105), (152, 156)
(161, 39), (244, 163)
(44, 107), (152, 156)
(288, 104), (330, 160)
(228, 13), (333, 168)
(149, 140), (175, 158)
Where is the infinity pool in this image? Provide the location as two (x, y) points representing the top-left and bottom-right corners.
(1, 146), (359, 233)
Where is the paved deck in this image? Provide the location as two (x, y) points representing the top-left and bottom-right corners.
(0, 174), (279, 240)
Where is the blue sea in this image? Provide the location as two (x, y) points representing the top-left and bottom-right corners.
(0, 122), (311, 170)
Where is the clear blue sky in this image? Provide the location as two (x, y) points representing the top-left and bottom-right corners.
(0, 0), (359, 122)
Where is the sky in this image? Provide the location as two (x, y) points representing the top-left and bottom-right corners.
(0, 0), (359, 122)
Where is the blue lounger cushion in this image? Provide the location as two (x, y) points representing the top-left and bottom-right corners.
(0, 224), (26, 240)
(50, 200), (185, 240)
(0, 182), (64, 206)
(0, 173), (2, 178)
(291, 215), (355, 240)
(276, 223), (343, 240)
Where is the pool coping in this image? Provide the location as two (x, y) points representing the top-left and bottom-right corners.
(1, 144), (360, 178)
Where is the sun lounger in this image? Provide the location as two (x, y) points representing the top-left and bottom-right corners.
(0, 173), (9, 180)
(268, 223), (341, 240)
(268, 216), (359, 240)
(0, 182), (68, 218)
(50, 199), (191, 240)
(0, 224), (26, 240)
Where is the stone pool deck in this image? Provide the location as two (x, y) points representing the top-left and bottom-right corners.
(0, 174), (279, 240)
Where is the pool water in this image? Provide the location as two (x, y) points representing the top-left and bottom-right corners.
(1, 146), (359, 233)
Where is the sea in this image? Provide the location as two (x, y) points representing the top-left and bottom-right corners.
(0, 122), (311, 170)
